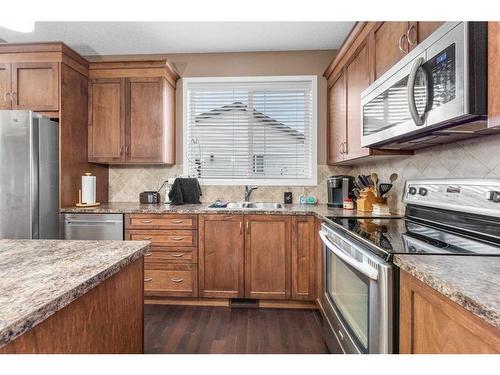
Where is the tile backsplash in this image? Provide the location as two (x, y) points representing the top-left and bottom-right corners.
(108, 164), (351, 205)
(108, 133), (500, 214)
(352, 133), (500, 213)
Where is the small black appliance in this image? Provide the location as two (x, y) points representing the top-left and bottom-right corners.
(327, 175), (355, 208)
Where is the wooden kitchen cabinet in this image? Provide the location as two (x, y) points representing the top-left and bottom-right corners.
(327, 72), (346, 164)
(0, 63), (11, 109)
(344, 41), (371, 160)
(0, 42), (109, 208)
(291, 216), (316, 300)
(199, 215), (245, 298)
(410, 22), (444, 45)
(245, 215), (291, 300)
(488, 22), (500, 128)
(88, 60), (178, 164)
(125, 213), (198, 298)
(0, 62), (59, 111)
(399, 271), (500, 353)
(88, 78), (125, 163)
(324, 22), (415, 165)
(371, 22), (410, 79)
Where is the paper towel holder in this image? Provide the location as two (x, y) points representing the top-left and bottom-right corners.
(75, 173), (101, 207)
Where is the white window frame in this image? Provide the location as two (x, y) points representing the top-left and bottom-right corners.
(182, 75), (318, 186)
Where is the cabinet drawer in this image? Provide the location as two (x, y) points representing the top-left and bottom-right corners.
(125, 214), (197, 230)
(144, 247), (196, 264)
(126, 230), (197, 247)
(144, 264), (198, 297)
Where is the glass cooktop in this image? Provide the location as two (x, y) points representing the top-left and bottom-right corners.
(326, 216), (500, 261)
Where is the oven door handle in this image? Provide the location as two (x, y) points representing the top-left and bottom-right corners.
(319, 231), (379, 280)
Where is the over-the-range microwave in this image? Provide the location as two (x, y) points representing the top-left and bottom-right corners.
(361, 22), (495, 150)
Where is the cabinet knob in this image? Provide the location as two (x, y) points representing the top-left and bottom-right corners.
(170, 278), (184, 283)
(11, 91), (17, 103)
(144, 277), (153, 282)
(487, 191), (500, 203)
(3, 92), (11, 104)
(170, 253), (184, 257)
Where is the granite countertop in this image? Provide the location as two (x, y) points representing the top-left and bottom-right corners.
(394, 254), (500, 329)
(60, 202), (402, 220)
(0, 239), (150, 348)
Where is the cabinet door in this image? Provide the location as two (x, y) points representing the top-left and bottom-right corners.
(199, 215), (244, 298)
(11, 62), (59, 111)
(291, 216), (315, 300)
(399, 271), (500, 353)
(126, 77), (172, 163)
(0, 63), (11, 109)
(344, 42), (371, 161)
(327, 73), (346, 164)
(408, 21), (444, 47)
(371, 22), (410, 79)
(88, 78), (125, 163)
(489, 22), (500, 128)
(245, 215), (291, 300)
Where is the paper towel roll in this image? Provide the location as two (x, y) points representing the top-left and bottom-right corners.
(82, 173), (96, 204)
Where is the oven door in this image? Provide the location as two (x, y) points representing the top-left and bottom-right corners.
(320, 226), (393, 354)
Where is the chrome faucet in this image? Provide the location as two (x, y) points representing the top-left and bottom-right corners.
(244, 185), (258, 202)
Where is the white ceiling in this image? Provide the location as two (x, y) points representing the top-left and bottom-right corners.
(0, 22), (354, 55)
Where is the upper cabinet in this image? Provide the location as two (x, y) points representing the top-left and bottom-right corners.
(324, 21), (447, 165)
(0, 62), (59, 111)
(88, 60), (179, 164)
(371, 22), (410, 79)
(0, 42), (109, 208)
(371, 21), (444, 80)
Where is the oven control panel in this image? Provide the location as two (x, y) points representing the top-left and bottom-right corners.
(403, 179), (500, 217)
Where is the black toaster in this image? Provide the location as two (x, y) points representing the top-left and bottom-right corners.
(139, 191), (161, 204)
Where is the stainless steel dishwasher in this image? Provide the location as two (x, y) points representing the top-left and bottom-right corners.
(63, 213), (124, 240)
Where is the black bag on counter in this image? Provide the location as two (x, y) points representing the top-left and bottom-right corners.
(168, 178), (202, 205)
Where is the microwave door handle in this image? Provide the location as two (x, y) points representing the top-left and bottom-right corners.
(407, 56), (426, 126)
(319, 231), (379, 280)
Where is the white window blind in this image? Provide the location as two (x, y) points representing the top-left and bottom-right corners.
(183, 76), (317, 186)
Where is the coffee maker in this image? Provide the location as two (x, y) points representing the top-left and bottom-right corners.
(327, 175), (355, 208)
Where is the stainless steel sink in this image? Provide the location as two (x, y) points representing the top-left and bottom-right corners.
(225, 202), (283, 209)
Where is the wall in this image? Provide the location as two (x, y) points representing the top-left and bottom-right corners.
(352, 132), (500, 213)
(107, 50), (352, 203)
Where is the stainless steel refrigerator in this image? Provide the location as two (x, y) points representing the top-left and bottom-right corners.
(0, 110), (59, 239)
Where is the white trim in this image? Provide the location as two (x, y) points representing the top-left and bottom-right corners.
(182, 75), (318, 186)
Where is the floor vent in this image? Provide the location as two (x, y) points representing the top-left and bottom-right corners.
(229, 298), (259, 308)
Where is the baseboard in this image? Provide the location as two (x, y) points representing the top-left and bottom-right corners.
(144, 297), (318, 310)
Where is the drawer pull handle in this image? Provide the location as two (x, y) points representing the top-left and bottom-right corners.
(171, 220), (183, 224)
(172, 237), (184, 241)
(144, 252), (152, 257)
(170, 278), (184, 283)
(144, 277), (153, 282)
(140, 220), (153, 224)
(142, 237), (153, 240)
(171, 253), (184, 257)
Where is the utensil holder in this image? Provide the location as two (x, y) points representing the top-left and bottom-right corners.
(356, 187), (386, 212)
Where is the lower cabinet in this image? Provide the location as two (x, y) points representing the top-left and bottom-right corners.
(125, 213), (198, 298)
(199, 215), (245, 298)
(399, 271), (500, 353)
(245, 215), (291, 300)
(198, 214), (316, 301)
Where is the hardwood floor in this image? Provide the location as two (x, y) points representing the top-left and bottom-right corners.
(144, 304), (329, 354)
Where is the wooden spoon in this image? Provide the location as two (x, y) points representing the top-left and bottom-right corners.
(371, 173), (378, 196)
(389, 173), (398, 184)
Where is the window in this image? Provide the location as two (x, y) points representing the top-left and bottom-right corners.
(183, 76), (317, 186)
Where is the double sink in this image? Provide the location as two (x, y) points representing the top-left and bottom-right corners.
(225, 202), (284, 209)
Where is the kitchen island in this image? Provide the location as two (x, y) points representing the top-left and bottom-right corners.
(0, 239), (149, 354)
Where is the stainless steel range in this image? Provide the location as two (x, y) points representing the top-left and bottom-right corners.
(319, 178), (500, 354)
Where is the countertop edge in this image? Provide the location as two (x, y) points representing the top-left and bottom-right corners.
(0, 242), (150, 348)
(394, 255), (500, 330)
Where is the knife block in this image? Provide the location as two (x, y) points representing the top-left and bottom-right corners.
(357, 187), (386, 212)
